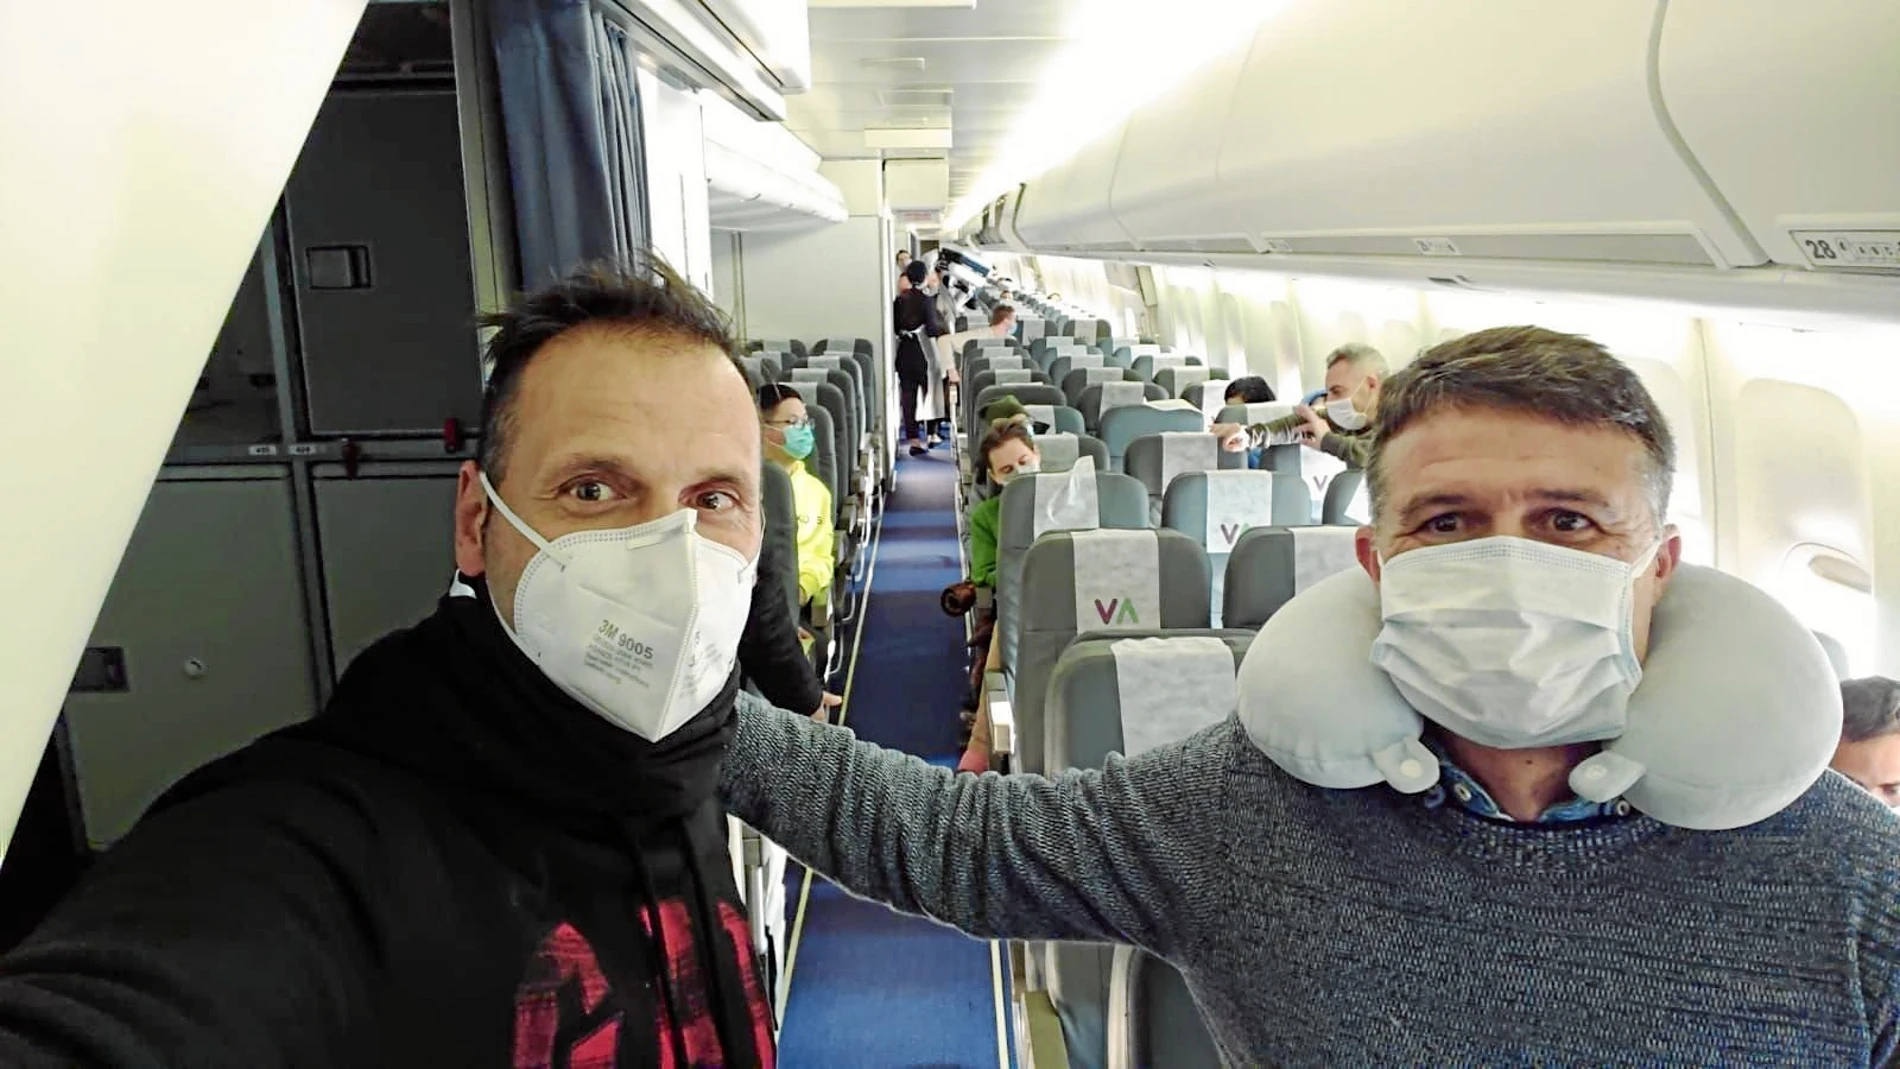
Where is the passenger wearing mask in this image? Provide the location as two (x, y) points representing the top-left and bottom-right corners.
(1212, 342), (1386, 469)
(956, 421), (1042, 775)
(989, 302), (1017, 339)
(1833, 676), (1900, 807)
(893, 259), (948, 457)
(758, 384), (835, 610)
(719, 326), (1900, 1063)
(0, 261), (783, 1066)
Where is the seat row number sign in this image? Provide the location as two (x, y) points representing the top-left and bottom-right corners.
(1789, 230), (1900, 270)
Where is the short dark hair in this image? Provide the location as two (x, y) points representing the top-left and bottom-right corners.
(757, 382), (799, 412)
(1842, 677), (1900, 744)
(477, 258), (740, 483)
(990, 303), (1016, 327)
(977, 421), (1035, 473)
(1367, 326), (1675, 523)
(1224, 375), (1276, 404)
(904, 260), (928, 286)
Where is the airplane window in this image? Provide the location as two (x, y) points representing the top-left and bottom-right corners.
(1777, 543), (1876, 676)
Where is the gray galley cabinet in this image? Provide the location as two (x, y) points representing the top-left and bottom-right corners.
(64, 474), (318, 848)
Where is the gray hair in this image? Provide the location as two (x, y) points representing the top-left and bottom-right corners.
(1325, 342), (1389, 379)
(1842, 677), (1900, 744)
(1366, 325), (1675, 524)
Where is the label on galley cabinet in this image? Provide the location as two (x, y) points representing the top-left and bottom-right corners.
(288, 444), (319, 456)
(1789, 230), (1900, 270)
(1414, 237), (1462, 256)
(1261, 238), (1294, 254)
(246, 444), (279, 457)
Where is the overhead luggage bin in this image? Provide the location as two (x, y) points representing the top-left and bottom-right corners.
(1013, 118), (1137, 255)
(1657, 0), (1900, 274)
(1198, 0), (1762, 270)
(702, 92), (847, 232)
(1106, 43), (1253, 256)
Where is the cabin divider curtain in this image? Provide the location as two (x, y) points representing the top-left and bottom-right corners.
(488, 0), (649, 285)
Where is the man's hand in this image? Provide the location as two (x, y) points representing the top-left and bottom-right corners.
(1211, 422), (1248, 453)
(812, 691), (842, 722)
(1292, 404), (1329, 446)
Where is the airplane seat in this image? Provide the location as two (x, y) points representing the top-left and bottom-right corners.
(1042, 630), (1251, 1069)
(969, 383), (1067, 456)
(1050, 351), (1108, 385)
(751, 351), (788, 382)
(967, 352), (1031, 378)
(1223, 525), (1361, 630)
(777, 382), (843, 526)
(1022, 403), (1088, 437)
(1019, 317), (1050, 343)
(812, 336), (870, 359)
(1162, 470), (1304, 627)
(1123, 432), (1244, 524)
(1215, 401), (1297, 430)
(747, 338), (806, 361)
(1157, 365), (1223, 399)
(1095, 403), (1205, 472)
(1322, 469), (1370, 525)
(1180, 380), (1235, 415)
(738, 355), (767, 390)
(995, 463), (1149, 686)
(786, 370), (858, 492)
(968, 367), (1053, 428)
(1065, 367), (1138, 409)
(752, 462), (803, 654)
(962, 337), (1017, 360)
(1098, 336), (1138, 361)
(1112, 344), (1164, 370)
(1079, 383), (1170, 436)
(1014, 530), (1212, 775)
(801, 355), (868, 451)
(1132, 353), (1195, 382)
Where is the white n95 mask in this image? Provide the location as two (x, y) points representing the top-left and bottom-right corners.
(1368, 536), (1658, 749)
(479, 473), (757, 742)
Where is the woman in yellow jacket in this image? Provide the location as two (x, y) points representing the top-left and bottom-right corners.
(758, 384), (835, 608)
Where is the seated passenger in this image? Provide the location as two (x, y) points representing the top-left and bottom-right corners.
(1222, 375), (1277, 467)
(758, 383), (836, 610)
(966, 421), (1040, 590)
(719, 326), (1900, 1063)
(1833, 676), (1900, 808)
(989, 302), (1017, 339)
(1223, 374), (1276, 406)
(1212, 342), (1387, 469)
(0, 261), (796, 1064)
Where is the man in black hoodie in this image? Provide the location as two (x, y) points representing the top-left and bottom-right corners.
(0, 259), (780, 1067)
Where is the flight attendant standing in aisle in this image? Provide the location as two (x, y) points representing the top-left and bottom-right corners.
(893, 259), (947, 457)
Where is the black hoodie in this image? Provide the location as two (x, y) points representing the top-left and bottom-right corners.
(0, 580), (775, 1068)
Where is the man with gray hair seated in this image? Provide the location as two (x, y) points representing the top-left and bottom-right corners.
(1833, 676), (1900, 808)
(1212, 341), (1387, 469)
(719, 325), (1900, 1064)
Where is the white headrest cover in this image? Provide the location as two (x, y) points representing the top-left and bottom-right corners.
(1236, 564), (1838, 830)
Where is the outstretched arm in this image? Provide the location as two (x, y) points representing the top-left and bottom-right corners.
(721, 697), (1226, 957)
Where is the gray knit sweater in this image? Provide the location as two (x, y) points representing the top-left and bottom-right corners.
(722, 694), (1900, 1066)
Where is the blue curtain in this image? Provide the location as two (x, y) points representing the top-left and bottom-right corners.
(489, 0), (648, 284)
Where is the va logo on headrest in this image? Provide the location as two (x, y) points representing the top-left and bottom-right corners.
(1219, 522), (1250, 548)
(1093, 597), (1140, 625)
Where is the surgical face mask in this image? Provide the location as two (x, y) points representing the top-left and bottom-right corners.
(996, 456), (1039, 486)
(1326, 386), (1370, 431)
(479, 473), (757, 742)
(1368, 535), (1659, 750)
(778, 422), (815, 460)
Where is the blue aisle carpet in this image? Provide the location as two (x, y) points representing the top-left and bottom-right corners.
(777, 448), (1007, 1068)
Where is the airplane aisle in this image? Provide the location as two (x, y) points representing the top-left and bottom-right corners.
(776, 446), (1015, 1068)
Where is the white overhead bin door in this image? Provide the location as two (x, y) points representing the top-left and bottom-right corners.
(1657, 0), (1900, 274)
(702, 90), (847, 232)
(1063, 0), (1762, 271)
(1108, 44), (1253, 255)
(1013, 118), (1137, 255)
(1209, 0), (1763, 269)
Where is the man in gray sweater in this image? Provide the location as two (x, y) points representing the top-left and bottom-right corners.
(723, 326), (1900, 1064)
